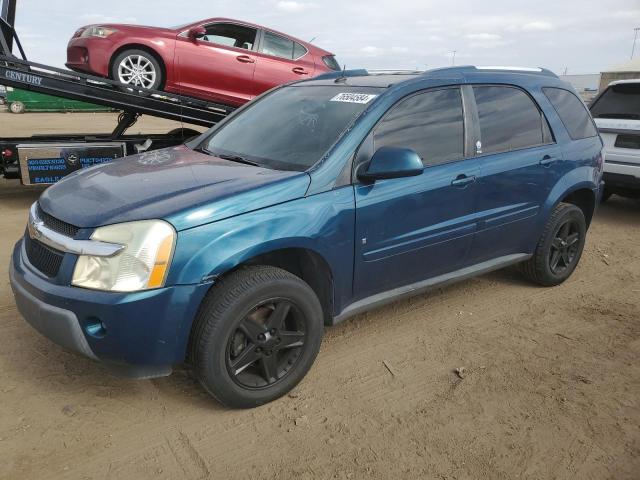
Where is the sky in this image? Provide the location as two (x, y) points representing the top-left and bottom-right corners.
(10, 0), (640, 75)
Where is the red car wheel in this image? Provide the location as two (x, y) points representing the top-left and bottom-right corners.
(111, 49), (164, 91)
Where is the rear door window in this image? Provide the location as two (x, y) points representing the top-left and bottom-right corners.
(473, 86), (548, 154)
(543, 87), (598, 140)
(373, 88), (465, 166)
(261, 31), (296, 59)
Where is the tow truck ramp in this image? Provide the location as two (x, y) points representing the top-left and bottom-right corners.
(0, 0), (236, 185)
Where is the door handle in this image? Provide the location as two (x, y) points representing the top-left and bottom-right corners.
(236, 55), (255, 63)
(539, 155), (558, 167)
(292, 67), (308, 75)
(451, 174), (476, 187)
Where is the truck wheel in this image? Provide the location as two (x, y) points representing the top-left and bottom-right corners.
(111, 49), (164, 90)
(520, 203), (586, 287)
(9, 101), (25, 114)
(190, 266), (324, 408)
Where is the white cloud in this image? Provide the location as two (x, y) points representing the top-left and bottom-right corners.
(466, 33), (502, 41)
(609, 9), (640, 19)
(78, 13), (138, 24)
(276, 1), (316, 12)
(465, 33), (507, 49)
(522, 21), (554, 31)
(361, 45), (382, 56)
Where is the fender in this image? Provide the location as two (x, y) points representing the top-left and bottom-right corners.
(167, 187), (357, 314)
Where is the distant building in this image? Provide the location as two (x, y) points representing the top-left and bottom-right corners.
(600, 59), (640, 91)
(560, 74), (601, 103)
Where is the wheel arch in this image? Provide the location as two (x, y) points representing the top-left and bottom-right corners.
(218, 247), (335, 326)
(108, 43), (167, 87)
(560, 187), (596, 228)
(545, 166), (599, 230)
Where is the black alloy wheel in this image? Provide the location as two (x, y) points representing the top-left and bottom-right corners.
(226, 299), (306, 388)
(548, 219), (581, 275)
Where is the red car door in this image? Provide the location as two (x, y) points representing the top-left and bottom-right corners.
(252, 30), (316, 96)
(173, 22), (258, 106)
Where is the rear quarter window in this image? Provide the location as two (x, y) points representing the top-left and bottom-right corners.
(543, 87), (597, 140)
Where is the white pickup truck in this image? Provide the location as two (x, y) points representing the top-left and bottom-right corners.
(590, 79), (640, 201)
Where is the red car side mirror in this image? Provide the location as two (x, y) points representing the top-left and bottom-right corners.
(188, 26), (206, 40)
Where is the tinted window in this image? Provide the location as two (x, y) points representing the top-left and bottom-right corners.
(322, 55), (341, 71)
(202, 86), (382, 171)
(293, 42), (307, 59)
(374, 88), (464, 166)
(261, 31), (295, 59)
(203, 23), (257, 50)
(543, 87), (597, 140)
(473, 86), (545, 154)
(589, 83), (640, 120)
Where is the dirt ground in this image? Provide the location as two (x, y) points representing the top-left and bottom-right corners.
(0, 112), (639, 480)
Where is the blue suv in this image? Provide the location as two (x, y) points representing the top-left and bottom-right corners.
(10, 66), (604, 408)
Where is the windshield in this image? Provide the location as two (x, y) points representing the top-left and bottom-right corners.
(198, 85), (383, 171)
(590, 83), (640, 120)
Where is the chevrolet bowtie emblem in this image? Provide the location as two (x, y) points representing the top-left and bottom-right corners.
(28, 215), (44, 240)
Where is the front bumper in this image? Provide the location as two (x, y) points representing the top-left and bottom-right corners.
(10, 239), (210, 378)
(66, 37), (112, 77)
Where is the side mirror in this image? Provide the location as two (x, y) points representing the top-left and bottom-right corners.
(188, 26), (207, 40)
(357, 146), (423, 182)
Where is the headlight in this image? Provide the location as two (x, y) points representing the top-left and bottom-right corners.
(81, 26), (119, 38)
(72, 220), (176, 292)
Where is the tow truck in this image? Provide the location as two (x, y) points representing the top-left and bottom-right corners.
(0, 0), (235, 185)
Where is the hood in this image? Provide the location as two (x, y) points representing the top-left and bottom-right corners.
(39, 146), (310, 231)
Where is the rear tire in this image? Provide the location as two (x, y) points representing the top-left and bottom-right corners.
(520, 203), (586, 287)
(9, 101), (25, 114)
(111, 49), (164, 90)
(190, 266), (324, 408)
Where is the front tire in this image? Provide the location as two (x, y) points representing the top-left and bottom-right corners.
(111, 49), (164, 90)
(190, 266), (324, 408)
(520, 203), (587, 287)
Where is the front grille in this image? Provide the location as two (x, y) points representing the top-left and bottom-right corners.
(25, 234), (64, 278)
(37, 204), (79, 238)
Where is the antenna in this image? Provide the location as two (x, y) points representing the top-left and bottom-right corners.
(334, 64), (348, 83)
(308, 36), (316, 43)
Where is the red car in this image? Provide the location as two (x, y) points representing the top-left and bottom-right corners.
(66, 18), (340, 106)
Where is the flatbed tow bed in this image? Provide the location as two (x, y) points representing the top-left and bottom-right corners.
(0, 0), (235, 185)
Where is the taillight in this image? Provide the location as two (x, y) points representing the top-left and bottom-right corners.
(2, 148), (13, 158)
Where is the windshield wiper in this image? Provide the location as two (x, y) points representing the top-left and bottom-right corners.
(217, 153), (261, 167)
(193, 146), (213, 155)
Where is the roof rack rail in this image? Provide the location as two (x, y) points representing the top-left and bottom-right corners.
(367, 69), (424, 75)
(421, 65), (558, 78)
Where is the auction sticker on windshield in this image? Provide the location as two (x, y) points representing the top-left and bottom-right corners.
(330, 93), (378, 104)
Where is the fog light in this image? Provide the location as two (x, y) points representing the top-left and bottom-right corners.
(84, 318), (107, 338)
